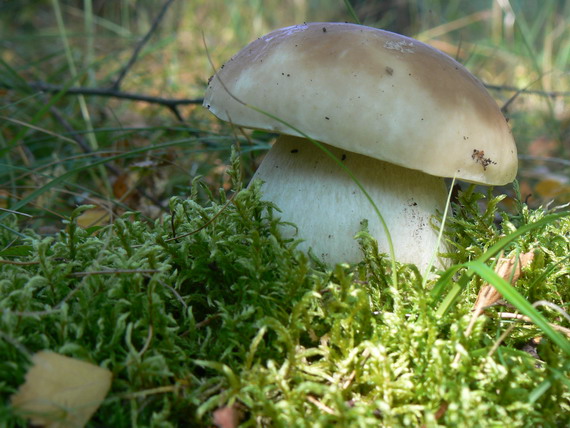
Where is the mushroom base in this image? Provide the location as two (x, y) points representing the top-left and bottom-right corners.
(251, 135), (451, 270)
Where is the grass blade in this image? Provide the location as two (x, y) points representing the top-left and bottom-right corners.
(343, 0), (361, 25)
(432, 211), (570, 316)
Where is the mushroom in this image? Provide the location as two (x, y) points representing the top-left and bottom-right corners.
(203, 22), (517, 270)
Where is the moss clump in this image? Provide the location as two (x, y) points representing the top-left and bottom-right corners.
(0, 176), (569, 427)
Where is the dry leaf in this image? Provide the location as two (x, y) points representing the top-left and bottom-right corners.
(113, 172), (132, 200)
(0, 189), (8, 209)
(453, 251), (534, 365)
(472, 251), (535, 313)
(11, 351), (112, 428)
(535, 179), (569, 199)
(76, 207), (111, 228)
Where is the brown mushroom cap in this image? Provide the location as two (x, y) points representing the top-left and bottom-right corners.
(204, 22), (517, 185)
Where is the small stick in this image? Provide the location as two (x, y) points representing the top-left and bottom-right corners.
(110, 0), (177, 91)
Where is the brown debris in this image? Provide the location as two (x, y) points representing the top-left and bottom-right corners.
(452, 251), (534, 365)
(472, 251), (535, 316)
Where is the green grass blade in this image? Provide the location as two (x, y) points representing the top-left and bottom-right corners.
(422, 176), (456, 285)
(343, 0), (361, 25)
(1, 74), (85, 158)
(432, 211), (570, 316)
(0, 56), (30, 89)
(433, 270), (471, 318)
(430, 263), (463, 303)
(479, 211), (570, 264)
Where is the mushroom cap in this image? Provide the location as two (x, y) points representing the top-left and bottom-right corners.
(204, 22), (517, 185)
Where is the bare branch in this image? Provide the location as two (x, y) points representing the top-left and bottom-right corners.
(3, 81), (203, 108)
(2, 79), (563, 122)
(484, 83), (570, 98)
(111, 0), (177, 91)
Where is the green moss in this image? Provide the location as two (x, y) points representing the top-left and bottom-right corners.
(0, 176), (569, 427)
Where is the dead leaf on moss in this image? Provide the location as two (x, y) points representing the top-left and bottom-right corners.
(11, 351), (112, 428)
(76, 207), (111, 228)
(472, 251), (535, 313)
(453, 251), (534, 366)
(535, 179), (569, 199)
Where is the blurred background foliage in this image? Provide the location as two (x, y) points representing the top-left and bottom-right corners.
(1, 0), (569, 231)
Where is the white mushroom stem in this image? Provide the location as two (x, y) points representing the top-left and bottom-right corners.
(252, 135), (450, 270)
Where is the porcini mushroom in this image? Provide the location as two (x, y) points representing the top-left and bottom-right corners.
(203, 22), (517, 270)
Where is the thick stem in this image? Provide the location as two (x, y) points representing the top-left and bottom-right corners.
(251, 135), (450, 270)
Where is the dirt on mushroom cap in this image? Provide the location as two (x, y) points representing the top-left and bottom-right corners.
(204, 22), (517, 185)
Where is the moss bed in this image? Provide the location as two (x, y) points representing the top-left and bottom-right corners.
(1, 164), (569, 426)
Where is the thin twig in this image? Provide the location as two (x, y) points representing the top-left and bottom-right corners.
(0, 259), (40, 266)
(166, 191), (236, 242)
(195, 314), (221, 329)
(111, 0), (177, 91)
(68, 269), (160, 277)
(0, 207), (33, 218)
(117, 384), (182, 399)
(496, 312), (570, 337)
(518, 154), (570, 167)
(484, 83), (569, 98)
(0, 331), (32, 360)
(531, 300), (570, 323)
(48, 106), (93, 153)
(4, 81), (203, 108)
(159, 279), (188, 310)
(307, 395), (337, 415)
(167, 104), (185, 122)
(0, 115), (80, 147)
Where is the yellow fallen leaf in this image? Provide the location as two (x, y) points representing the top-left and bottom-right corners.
(535, 179), (568, 199)
(11, 351), (112, 428)
(75, 207), (111, 228)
